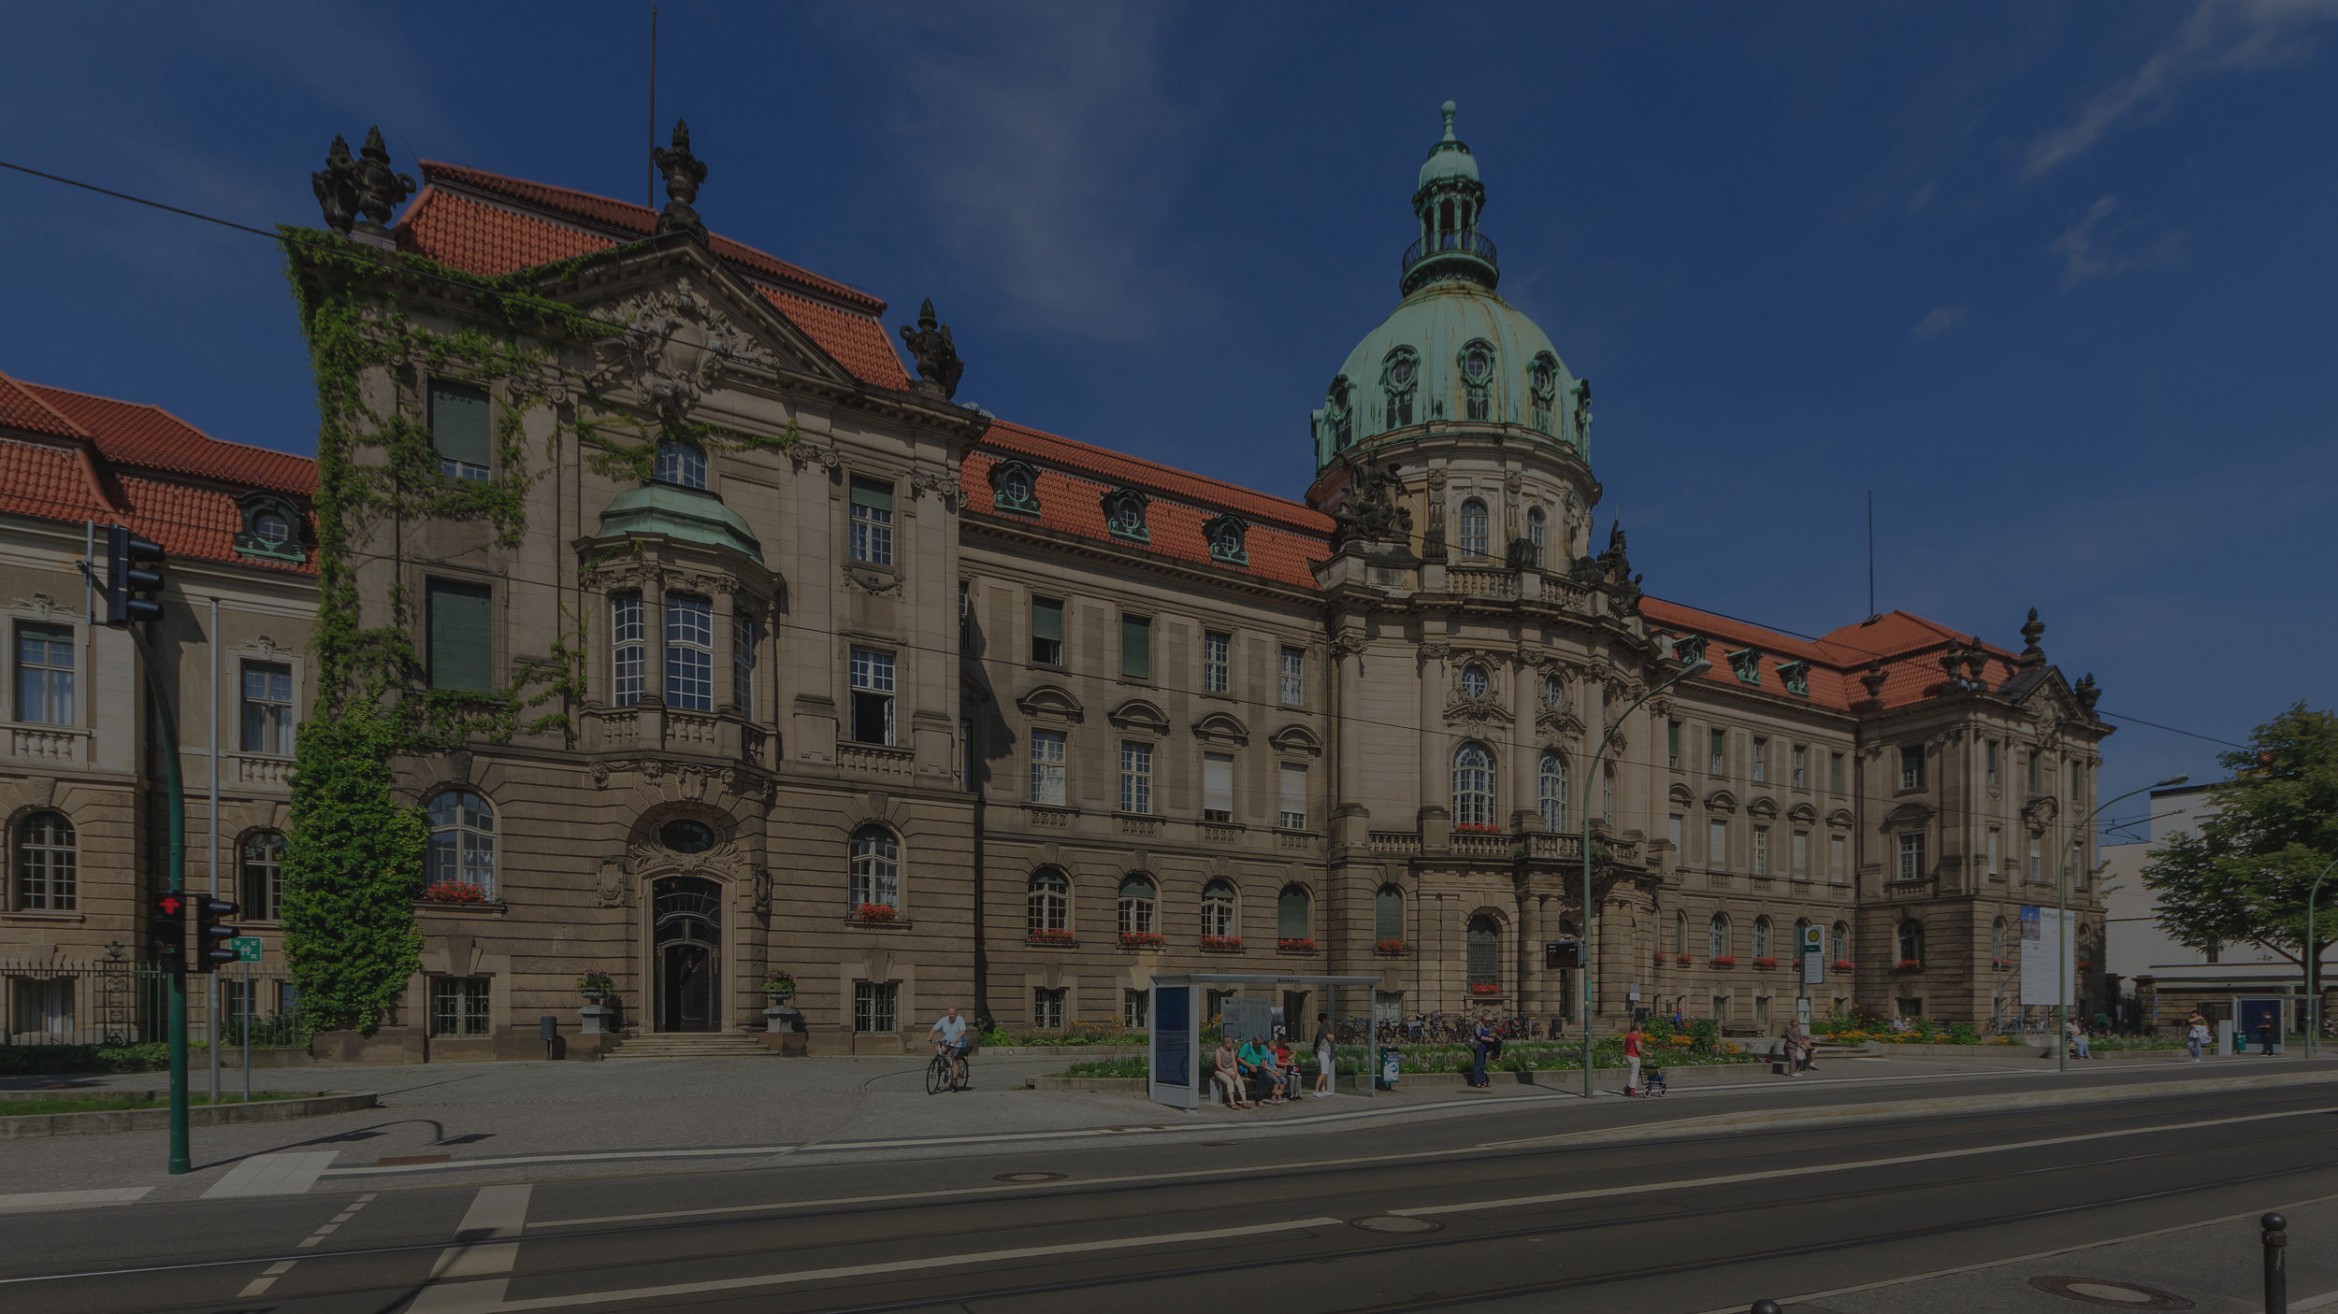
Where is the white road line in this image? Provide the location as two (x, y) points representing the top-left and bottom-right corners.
(203, 1150), (340, 1199)
(490, 1215), (1344, 1312)
(238, 1192), (377, 1298)
(399, 1184), (533, 1313)
(0, 1188), (152, 1214)
(323, 1144), (803, 1176)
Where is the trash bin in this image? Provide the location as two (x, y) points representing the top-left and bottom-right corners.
(1379, 1046), (1400, 1090)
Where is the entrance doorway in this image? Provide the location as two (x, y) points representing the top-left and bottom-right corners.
(653, 877), (722, 1032)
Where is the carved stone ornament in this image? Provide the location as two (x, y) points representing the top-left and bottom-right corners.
(751, 868), (774, 914)
(595, 856), (633, 907)
(846, 565), (904, 596)
(311, 134), (360, 236)
(351, 127), (416, 237)
(908, 468), (967, 510)
(899, 299), (965, 400)
(590, 278), (769, 431)
(1331, 460), (1414, 549)
(1571, 378), (1593, 444)
(1328, 632), (1367, 662)
(652, 119), (710, 240)
(787, 438), (843, 473)
(2019, 607), (2046, 664)
(2074, 672), (2102, 712)
(1859, 661), (1888, 703)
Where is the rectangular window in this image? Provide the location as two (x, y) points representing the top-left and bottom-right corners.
(1709, 728), (1726, 775)
(1120, 614), (1151, 680)
(1203, 631), (1231, 694)
(239, 661), (295, 755)
(848, 476), (895, 566)
(1280, 646), (1305, 706)
(1119, 741), (1153, 814)
(958, 581), (971, 653)
(1279, 762), (1308, 830)
(1830, 834), (1847, 883)
(1792, 829), (1809, 881)
(428, 976), (491, 1037)
(1752, 825), (1770, 876)
(1202, 751), (1234, 821)
(1986, 740), (2000, 786)
(425, 579), (493, 692)
(733, 614), (759, 719)
(848, 647), (896, 745)
(14, 622), (74, 725)
(1897, 832), (1926, 882)
(2028, 751), (2041, 795)
(1123, 988), (1150, 1030)
(1899, 744), (1924, 790)
(610, 593), (644, 707)
(2029, 838), (2043, 882)
(1791, 745), (1806, 789)
(1751, 736), (1768, 784)
(1030, 596), (1065, 666)
(1032, 987), (1067, 1030)
(428, 381), (490, 481)
(664, 594), (714, 711)
(1708, 818), (1728, 869)
(1667, 718), (1682, 769)
(853, 981), (899, 1034)
(1667, 813), (1684, 852)
(1829, 751), (1845, 794)
(1028, 729), (1067, 806)
(1987, 827), (2002, 877)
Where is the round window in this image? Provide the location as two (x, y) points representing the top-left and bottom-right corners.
(1001, 468), (1031, 502)
(1389, 355), (1416, 388)
(660, 819), (716, 853)
(1212, 523), (1238, 553)
(1462, 347), (1493, 384)
(1461, 665), (1489, 699)
(254, 510), (291, 545)
(1111, 499), (1140, 530)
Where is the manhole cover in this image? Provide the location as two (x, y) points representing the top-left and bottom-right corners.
(2029, 1277), (2194, 1309)
(993, 1171), (1066, 1183)
(1352, 1216), (1440, 1234)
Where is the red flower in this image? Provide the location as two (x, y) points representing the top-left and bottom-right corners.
(1895, 958), (1922, 971)
(1201, 935), (1243, 952)
(1118, 931), (1163, 948)
(1027, 927), (1076, 946)
(1377, 938), (1407, 954)
(1752, 956), (1779, 969)
(1710, 956), (1738, 967)
(1276, 937), (1318, 953)
(422, 881), (487, 904)
(1675, 952), (1694, 965)
(1469, 983), (1502, 995)
(855, 903), (898, 924)
(1832, 960), (1856, 972)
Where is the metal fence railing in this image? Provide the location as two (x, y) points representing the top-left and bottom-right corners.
(1, 960), (306, 1049)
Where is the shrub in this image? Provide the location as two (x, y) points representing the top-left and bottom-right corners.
(282, 712), (426, 1035)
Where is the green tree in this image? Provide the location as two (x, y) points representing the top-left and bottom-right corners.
(280, 712), (427, 1033)
(2144, 703), (2338, 1005)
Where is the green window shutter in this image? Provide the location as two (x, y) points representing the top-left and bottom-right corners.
(849, 477), (894, 512)
(1278, 887), (1310, 939)
(1374, 886), (1403, 941)
(1032, 598), (1064, 644)
(1121, 615), (1150, 680)
(430, 383), (491, 469)
(427, 579), (494, 692)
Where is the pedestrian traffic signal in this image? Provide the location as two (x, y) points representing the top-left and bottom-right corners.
(193, 896), (239, 972)
(1545, 938), (1583, 970)
(104, 524), (166, 626)
(149, 891), (187, 974)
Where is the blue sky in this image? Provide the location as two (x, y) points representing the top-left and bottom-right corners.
(3, 1), (2334, 827)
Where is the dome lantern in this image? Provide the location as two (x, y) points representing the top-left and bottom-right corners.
(1403, 101), (1497, 296)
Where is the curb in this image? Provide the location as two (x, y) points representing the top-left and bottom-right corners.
(0, 1092), (380, 1139)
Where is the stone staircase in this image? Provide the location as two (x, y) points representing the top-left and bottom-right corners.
(602, 1031), (774, 1060)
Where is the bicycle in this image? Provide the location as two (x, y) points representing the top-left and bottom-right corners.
(925, 1045), (972, 1095)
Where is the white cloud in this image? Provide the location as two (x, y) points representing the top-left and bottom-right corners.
(1909, 303), (1969, 340)
(2050, 196), (2187, 291)
(2024, 0), (2338, 178)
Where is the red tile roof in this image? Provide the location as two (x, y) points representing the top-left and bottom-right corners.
(397, 162), (911, 390)
(1642, 599), (2023, 713)
(24, 383), (314, 496)
(0, 373), (86, 440)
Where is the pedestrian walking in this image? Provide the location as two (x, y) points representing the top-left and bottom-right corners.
(1467, 1013), (1495, 1089)
(2184, 1012), (2209, 1062)
(1624, 1020), (1645, 1096)
(1311, 1011), (1335, 1098)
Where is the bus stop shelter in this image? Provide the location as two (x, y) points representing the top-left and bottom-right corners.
(1145, 973), (1389, 1111)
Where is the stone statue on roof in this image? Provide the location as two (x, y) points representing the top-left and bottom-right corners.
(900, 299), (965, 399)
(652, 119), (709, 241)
(1331, 460), (1412, 549)
(351, 126), (415, 239)
(311, 134), (360, 236)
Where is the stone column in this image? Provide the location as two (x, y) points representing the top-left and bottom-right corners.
(1418, 643), (1449, 843)
(1521, 892), (1546, 1017)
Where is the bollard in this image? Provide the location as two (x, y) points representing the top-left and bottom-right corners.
(1750, 1302), (1783, 1314)
(2264, 1212), (2288, 1314)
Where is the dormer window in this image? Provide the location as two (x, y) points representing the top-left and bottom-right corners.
(233, 493), (308, 563)
(1382, 348), (1418, 428)
(653, 440), (707, 490)
(1728, 648), (1762, 686)
(255, 509), (292, 547)
(1673, 634), (1709, 666)
(1460, 664), (1490, 699)
(1777, 659), (1811, 696)
(1459, 340), (1494, 421)
(1204, 514), (1248, 565)
(1529, 353), (1559, 434)
(1102, 489), (1150, 542)
(1325, 376), (1354, 451)
(989, 459), (1040, 515)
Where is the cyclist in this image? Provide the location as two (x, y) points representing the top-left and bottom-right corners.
(929, 1005), (970, 1086)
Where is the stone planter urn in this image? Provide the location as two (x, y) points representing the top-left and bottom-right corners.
(579, 1003), (613, 1035)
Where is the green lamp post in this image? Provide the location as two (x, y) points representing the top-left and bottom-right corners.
(2305, 857), (2338, 1060)
(2060, 773), (2186, 1074)
(1581, 652), (1710, 1098)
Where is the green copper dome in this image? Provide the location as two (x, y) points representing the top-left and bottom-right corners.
(596, 483), (762, 561)
(1311, 104), (1585, 472)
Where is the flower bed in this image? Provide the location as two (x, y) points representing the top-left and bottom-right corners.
(421, 881), (488, 904)
(1200, 935), (1242, 952)
(1026, 928), (1076, 947)
(1118, 931), (1163, 949)
(1276, 937), (1318, 953)
(854, 903), (898, 924)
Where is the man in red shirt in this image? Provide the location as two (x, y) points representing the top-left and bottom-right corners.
(1623, 1021), (1645, 1096)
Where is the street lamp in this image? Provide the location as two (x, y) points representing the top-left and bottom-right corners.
(1581, 653), (1711, 1098)
(2305, 857), (2338, 1059)
(2060, 772), (2187, 1073)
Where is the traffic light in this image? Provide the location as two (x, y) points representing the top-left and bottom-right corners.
(104, 524), (166, 626)
(149, 891), (187, 975)
(193, 896), (239, 973)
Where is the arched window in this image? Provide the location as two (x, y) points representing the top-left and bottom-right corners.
(1831, 921), (1850, 965)
(1452, 742), (1496, 828)
(1467, 914), (1500, 988)
(425, 790), (495, 898)
(1459, 341), (1494, 421)
(1325, 376), (1354, 451)
(1460, 664), (1490, 700)
(1374, 884), (1405, 943)
(1118, 873), (1158, 936)
(1708, 913), (1730, 960)
(1674, 911), (1688, 955)
(653, 440), (707, 490)
(241, 830), (287, 921)
(1897, 919), (1925, 967)
(13, 810), (76, 911)
(1277, 884), (1312, 941)
(1027, 867), (1069, 935)
(1601, 763), (1615, 820)
(1201, 879), (1238, 940)
(1529, 353), (1559, 433)
(849, 825), (900, 911)
(1538, 751), (1569, 831)
(1458, 498), (1489, 557)
(1383, 348), (1418, 428)
(1752, 916), (1772, 959)
(1526, 507), (1547, 567)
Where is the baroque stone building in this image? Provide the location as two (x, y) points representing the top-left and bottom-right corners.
(1, 107), (2115, 1056)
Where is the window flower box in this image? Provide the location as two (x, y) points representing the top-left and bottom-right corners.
(422, 881), (488, 904)
(1118, 931), (1163, 949)
(1991, 958), (2012, 971)
(1276, 937), (1318, 953)
(1675, 952), (1694, 966)
(854, 902), (898, 924)
(1026, 928), (1076, 947)
(1454, 822), (1504, 835)
(1710, 956), (1738, 967)
(1832, 960), (1856, 972)
(1468, 982), (1502, 995)
(1376, 938), (1406, 955)
(2076, 960), (2093, 970)
(1200, 935), (1242, 952)
(1752, 956), (1779, 969)
(1895, 958), (1922, 971)
(1654, 952), (1669, 967)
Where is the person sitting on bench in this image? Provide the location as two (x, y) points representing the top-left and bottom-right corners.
(1211, 1036), (1252, 1108)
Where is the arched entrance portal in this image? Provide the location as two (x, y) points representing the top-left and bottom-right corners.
(653, 877), (722, 1032)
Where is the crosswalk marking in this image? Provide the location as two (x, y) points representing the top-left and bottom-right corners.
(203, 1150), (340, 1199)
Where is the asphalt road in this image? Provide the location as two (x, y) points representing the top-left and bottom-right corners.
(11, 1079), (2338, 1314)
